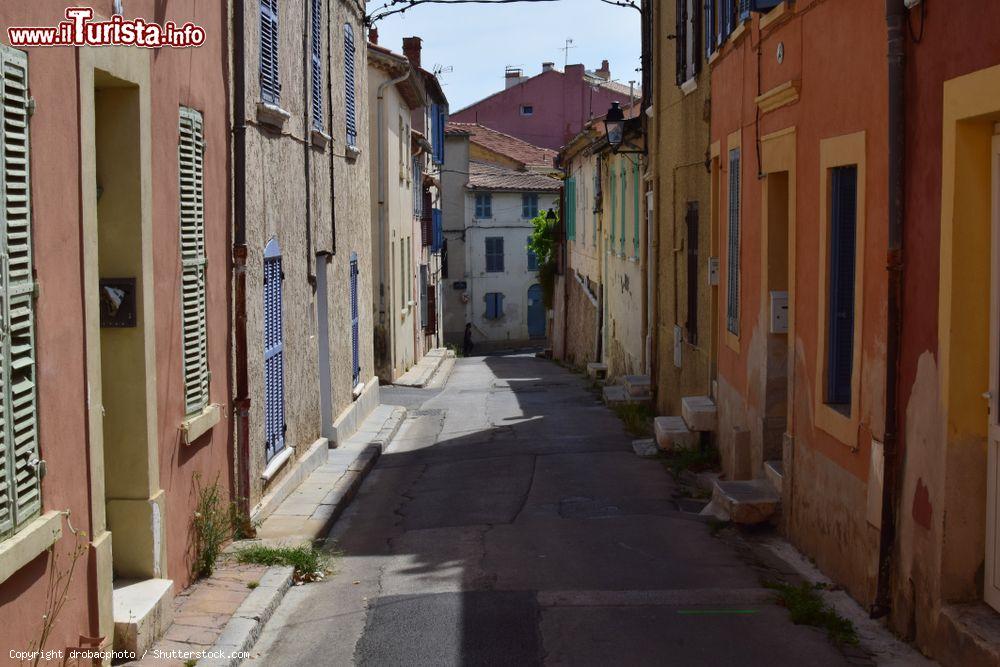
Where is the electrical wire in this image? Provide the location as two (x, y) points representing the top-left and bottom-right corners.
(367, 0), (639, 25)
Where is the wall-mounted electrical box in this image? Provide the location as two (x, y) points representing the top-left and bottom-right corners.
(708, 257), (720, 286)
(769, 290), (789, 334)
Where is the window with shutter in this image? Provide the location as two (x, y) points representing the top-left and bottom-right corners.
(441, 239), (449, 279)
(179, 107), (209, 416)
(705, 0), (715, 59)
(527, 236), (538, 271)
(432, 208), (443, 252)
(431, 104), (446, 165)
(826, 166), (858, 409)
(421, 189), (432, 246)
(0, 45), (39, 539)
(619, 163), (627, 253)
(485, 237), (504, 273)
(485, 292), (504, 320)
(609, 166), (617, 247)
(426, 283), (437, 334)
(350, 253), (360, 386)
(310, 0), (322, 130)
(739, 0), (751, 21)
(686, 202), (700, 345)
(565, 179), (576, 241)
(475, 193), (492, 219)
(420, 264), (428, 330)
(344, 23), (357, 147)
(260, 0), (280, 104)
(263, 239), (285, 462)
(633, 161), (640, 257)
(675, 0), (687, 86)
(726, 148), (741, 335)
(522, 193), (539, 220)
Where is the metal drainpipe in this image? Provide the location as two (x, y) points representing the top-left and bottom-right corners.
(873, 0), (906, 619)
(377, 68), (413, 326)
(231, 0), (251, 519)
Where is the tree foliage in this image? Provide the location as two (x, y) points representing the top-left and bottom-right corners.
(529, 209), (559, 308)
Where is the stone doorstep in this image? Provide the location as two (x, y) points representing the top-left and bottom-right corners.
(654, 415), (698, 452)
(622, 374), (651, 397)
(631, 438), (659, 458)
(602, 385), (629, 406)
(394, 348), (454, 388)
(764, 459), (784, 495)
(681, 395), (718, 432)
(938, 602), (1000, 667)
(705, 479), (781, 525)
(586, 362), (608, 381)
(113, 578), (174, 655)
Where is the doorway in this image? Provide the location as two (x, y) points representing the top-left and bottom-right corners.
(94, 76), (163, 581)
(527, 284), (545, 339)
(762, 171), (790, 469)
(986, 127), (1000, 611)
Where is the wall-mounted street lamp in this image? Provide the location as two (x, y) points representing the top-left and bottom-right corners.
(603, 101), (625, 152)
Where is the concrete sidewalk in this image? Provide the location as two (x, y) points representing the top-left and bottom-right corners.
(393, 348), (454, 388)
(251, 404), (407, 543)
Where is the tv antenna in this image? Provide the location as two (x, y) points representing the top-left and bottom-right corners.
(561, 38), (576, 68)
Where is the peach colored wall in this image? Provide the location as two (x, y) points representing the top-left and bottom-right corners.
(0, 0), (232, 658)
(710, 0), (888, 605)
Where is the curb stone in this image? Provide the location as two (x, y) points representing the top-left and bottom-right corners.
(198, 565), (294, 667)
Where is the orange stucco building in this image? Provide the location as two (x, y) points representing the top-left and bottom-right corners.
(0, 2), (233, 660)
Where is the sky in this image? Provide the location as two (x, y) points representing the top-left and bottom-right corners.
(369, 0), (643, 111)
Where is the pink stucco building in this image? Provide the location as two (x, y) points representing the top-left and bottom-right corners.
(450, 61), (637, 150)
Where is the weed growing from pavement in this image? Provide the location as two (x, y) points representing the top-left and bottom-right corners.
(612, 402), (655, 437)
(766, 581), (859, 646)
(192, 473), (230, 578)
(659, 445), (720, 478)
(247, 580), (259, 590)
(235, 544), (332, 583)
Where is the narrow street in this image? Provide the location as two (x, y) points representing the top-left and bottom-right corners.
(249, 354), (853, 666)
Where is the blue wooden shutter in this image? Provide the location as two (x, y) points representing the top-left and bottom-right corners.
(752, 0), (783, 10)
(827, 166), (858, 407)
(485, 293), (496, 320)
(351, 253), (360, 385)
(344, 23), (357, 147)
(676, 0), (687, 86)
(263, 240), (285, 461)
(726, 148), (740, 335)
(431, 104), (446, 165)
(497, 293), (504, 317)
(0, 45), (39, 536)
(527, 236), (538, 271)
(179, 107), (209, 416)
(739, 0), (751, 21)
(260, 0), (280, 104)
(432, 208), (443, 252)
(310, 0), (322, 130)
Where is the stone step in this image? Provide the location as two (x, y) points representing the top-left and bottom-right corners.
(764, 459), (784, 495)
(587, 362), (608, 381)
(602, 385), (629, 407)
(113, 578), (174, 654)
(631, 438), (659, 458)
(654, 416), (698, 451)
(703, 479), (780, 525)
(682, 395), (718, 432)
(623, 374), (651, 397)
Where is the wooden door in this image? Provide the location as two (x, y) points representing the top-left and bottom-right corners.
(986, 130), (1000, 611)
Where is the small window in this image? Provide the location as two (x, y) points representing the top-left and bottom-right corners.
(522, 193), (539, 219)
(485, 237), (505, 272)
(475, 193), (493, 219)
(527, 236), (538, 271)
(485, 292), (505, 319)
(520, 105), (534, 116)
(825, 165), (858, 410)
(309, 0), (322, 130)
(260, 0), (280, 104)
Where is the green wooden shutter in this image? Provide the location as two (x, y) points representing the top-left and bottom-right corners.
(619, 163), (627, 253)
(179, 107), (209, 415)
(633, 161), (640, 256)
(0, 45), (39, 536)
(609, 167), (617, 250)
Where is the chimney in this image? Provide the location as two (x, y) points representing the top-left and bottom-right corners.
(505, 66), (526, 89)
(402, 36), (422, 68)
(595, 59), (611, 80)
(368, 27), (378, 45)
(542, 62), (555, 73)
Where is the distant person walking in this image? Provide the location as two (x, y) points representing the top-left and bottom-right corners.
(463, 323), (474, 357)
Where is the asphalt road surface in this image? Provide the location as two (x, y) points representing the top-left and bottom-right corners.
(247, 353), (853, 666)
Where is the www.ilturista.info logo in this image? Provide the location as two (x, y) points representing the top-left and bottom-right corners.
(8, 7), (206, 48)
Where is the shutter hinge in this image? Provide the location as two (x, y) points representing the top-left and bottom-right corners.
(31, 280), (40, 299)
(27, 98), (36, 116)
(29, 457), (46, 479)
(280, 270), (286, 280)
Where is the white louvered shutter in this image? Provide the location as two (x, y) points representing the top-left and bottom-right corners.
(0, 45), (39, 537)
(179, 107), (209, 415)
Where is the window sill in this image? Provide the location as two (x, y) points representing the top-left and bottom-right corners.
(310, 128), (331, 149)
(755, 80), (800, 114)
(180, 403), (222, 445)
(759, 1), (792, 31)
(730, 21), (748, 44)
(680, 77), (698, 97)
(262, 447), (293, 482)
(0, 511), (62, 586)
(708, 49), (721, 67)
(346, 144), (361, 161)
(256, 101), (291, 129)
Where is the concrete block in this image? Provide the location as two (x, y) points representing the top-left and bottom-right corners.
(711, 479), (780, 525)
(654, 416), (699, 451)
(623, 375), (651, 397)
(681, 395), (717, 432)
(586, 362), (608, 381)
(602, 385), (629, 407)
(631, 439), (659, 458)
(764, 460), (784, 495)
(113, 578), (174, 654)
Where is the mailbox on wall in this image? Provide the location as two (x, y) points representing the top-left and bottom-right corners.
(769, 290), (789, 334)
(100, 277), (137, 328)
